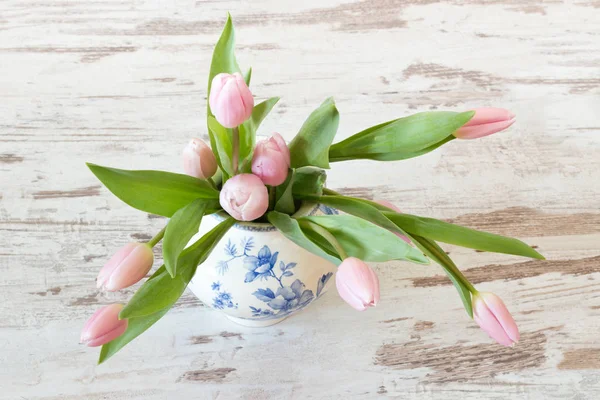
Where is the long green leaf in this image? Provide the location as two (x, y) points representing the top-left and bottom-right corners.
(163, 199), (207, 277)
(177, 217), (236, 272)
(207, 13), (241, 120)
(243, 67), (252, 86)
(299, 215), (428, 264)
(86, 163), (219, 217)
(207, 116), (234, 177)
(383, 212), (544, 260)
(302, 194), (416, 243)
(292, 167), (327, 197)
(119, 267), (190, 320)
(98, 307), (169, 364)
(275, 170), (296, 214)
(409, 235), (473, 318)
(267, 211), (340, 266)
(289, 97), (340, 169)
(120, 218), (235, 319)
(329, 111), (473, 162)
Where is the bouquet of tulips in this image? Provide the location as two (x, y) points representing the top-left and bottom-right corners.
(80, 15), (543, 363)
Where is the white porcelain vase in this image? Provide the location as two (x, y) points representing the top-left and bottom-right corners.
(187, 203), (338, 327)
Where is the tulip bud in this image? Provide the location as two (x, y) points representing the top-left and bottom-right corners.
(97, 243), (154, 291)
(251, 133), (291, 186)
(473, 292), (520, 346)
(209, 72), (254, 128)
(219, 174), (269, 221)
(335, 257), (380, 311)
(454, 107), (516, 139)
(80, 304), (128, 347)
(375, 199), (411, 244)
(183, 138), (218, 179)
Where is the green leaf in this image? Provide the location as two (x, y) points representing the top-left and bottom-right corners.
(239, 97), (280, 168)
(383, 212), (544, 260)
(299, 215), (427, 264)
(409, 235), (473, 318)
(98, 307), (169, 364)
(119, 266), (190, 320)
(302, 228), (340, 259)
(163, 199), (208, 277)
(289, 97), (340, 169)
(329, 111), (473, 162)
(177, 217), (236, 273)
(86, 163), (220, 217)
(302, 194), (420, 246)
(120, 217), (235, 319)
(275, 170), (296, 214)
(207, 116), (234, 177)
(207, 13), (241, 120)
(267, 211), (340, 266)
(292, 167), (327, 197)
(244, 67), (252, 86)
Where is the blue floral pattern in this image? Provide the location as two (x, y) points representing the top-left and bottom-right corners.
(319, 204), (339, 215)
(210, 207), (337, 321)
(211, 281), (238, 310)
(214, 244), (334, 320)
(216, 237), (254, 275)
(244, 245), (282, 283)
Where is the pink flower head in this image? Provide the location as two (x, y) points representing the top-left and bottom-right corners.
(336, 257), (380, 311)
(219, 174), (269, 221)
(80, 304), (128, 347)
(473, 292), (520, 346)
(183, 138), (218, 179)
(209, 72), (254, 128)
(375, 199), (411, 244)
(251, 133), (291, 186)
(97, 243), (154, 291)
(454, 107), (516, 139)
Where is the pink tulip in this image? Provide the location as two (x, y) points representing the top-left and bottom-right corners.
(97, 243), (154, 291)
(209, 72), (254, 128)
(183, 138), (218, 179)
(454, 107), (516, 139)
(80, 304), (128, 347)
(473, 292), (520, 346)
(251, 133), (291, 186)
(219, 174), (269, 221)
(375, 200), (411, 244)
(336, 257), (380, 311)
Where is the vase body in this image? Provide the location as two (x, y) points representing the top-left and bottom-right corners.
(187, 203), (338, 327)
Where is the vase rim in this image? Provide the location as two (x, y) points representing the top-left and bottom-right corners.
(210, 202), (320, 231)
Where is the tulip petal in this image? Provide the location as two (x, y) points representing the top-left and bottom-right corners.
(480, 292), (520, 343)
(473, 295), (515, 346)
(104, 244), (154, 291)
(455, 118), (516, 139)
(336, 279), (367, 311)
(97, 243), (137, 289)
(80, 304), (128, 347)
(335, 257), (379, 311)
(462, 107), (515, 127)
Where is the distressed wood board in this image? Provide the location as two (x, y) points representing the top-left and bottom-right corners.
(1, 0), (599, 399)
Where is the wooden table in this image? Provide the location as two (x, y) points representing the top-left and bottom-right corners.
(2, 1), (599, 398)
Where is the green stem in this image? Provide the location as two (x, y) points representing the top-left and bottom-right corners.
(303, 220), (348, 260)
(232, 126), (240, 174)
(147, 225), (167, 248)
(412, 235), (476, 293)
(207, 177), (218, 190)
(269, 186), (276, 210)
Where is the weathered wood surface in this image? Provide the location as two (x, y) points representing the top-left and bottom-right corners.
(1, 0), (599, 399)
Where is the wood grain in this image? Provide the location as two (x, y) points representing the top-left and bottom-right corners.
(1, 0), (599, 399)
